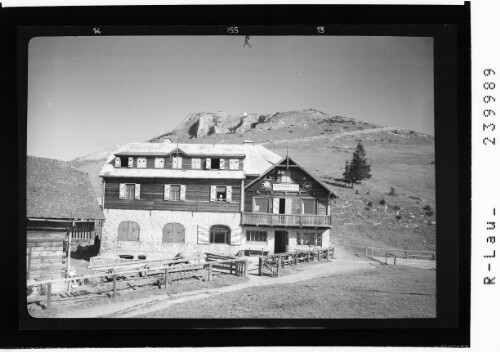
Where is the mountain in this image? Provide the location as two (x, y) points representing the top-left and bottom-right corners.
(69, 109), (435, 252)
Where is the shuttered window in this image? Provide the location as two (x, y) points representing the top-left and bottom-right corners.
(118, 221), (140, 241)
(125, 184), (135, 200)
(172, 157), (182, 169)
(137, 158), (147, 168)
(162, 223), (185, 244)
(114, 157), (121, 168)
(119, 184), (140, 200)
(229, 159), (239, 170)
(128, 157), (134, 168)
(164, 184), (186, 201)
(154, 158), (165, 168)
(191, 158), (201, 169)
(210, 185), (232, 202)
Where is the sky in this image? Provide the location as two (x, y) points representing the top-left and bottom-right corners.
(27, 35), (434, 161)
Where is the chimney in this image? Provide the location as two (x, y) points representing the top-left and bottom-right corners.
(243, 140), (254, 145)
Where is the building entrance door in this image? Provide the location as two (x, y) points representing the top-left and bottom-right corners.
(274, 231), (288, 254)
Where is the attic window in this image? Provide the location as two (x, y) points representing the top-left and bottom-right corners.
(137, 158), (147, 168)
(280, 170), (292, 183)
(119, 157), (130, 167)
(211, 158), (221, 169)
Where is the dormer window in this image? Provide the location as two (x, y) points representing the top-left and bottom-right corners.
(154, 158), (165, 168)
(191, 158), (201, 169)
(114, 157), (121, 168)
(172, 156), (183, 169)
(229, 159), (239, 170)
(137, 158), (147, 168)
(128, 157), (134, 168)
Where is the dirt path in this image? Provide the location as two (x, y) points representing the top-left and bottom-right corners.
(54, 248), (375, 318)
(264, 127), (397, 146)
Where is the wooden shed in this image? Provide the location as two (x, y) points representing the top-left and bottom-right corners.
(26, 156), (104, 283)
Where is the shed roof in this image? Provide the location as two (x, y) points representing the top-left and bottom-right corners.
(27, 156), (105, 220)
(100, 143), (282, 178)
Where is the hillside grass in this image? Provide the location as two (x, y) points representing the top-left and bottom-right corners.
(141, 265), (435, 319)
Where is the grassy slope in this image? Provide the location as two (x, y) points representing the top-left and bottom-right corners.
(142, 265), (436, 319)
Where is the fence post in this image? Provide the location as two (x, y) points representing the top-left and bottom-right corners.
(404, 250), (408, 259)
(164, 269), (168, 291)
(295, 252), (298, 265)
(277, 256), (281, 277)
(394, 256), (397, 265)
(207, 263), (212, 281)
(307, 251), (310, 263)
(385, 254), (388, 264)
(365, 247), (368, 257)
(258, 257), (263, 276)
(113, 274), (117, 297)
(46, 283), (52, 308)
(244, 260), (248, 277)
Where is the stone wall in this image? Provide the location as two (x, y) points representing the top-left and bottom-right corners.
(100, 209), (242, 259)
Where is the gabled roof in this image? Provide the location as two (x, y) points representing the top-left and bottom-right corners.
(100, 142), (282, 178)
(244, 155), (339, 198)
(27, 156), (105, 220)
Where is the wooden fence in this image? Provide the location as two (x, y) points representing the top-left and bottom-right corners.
(258, 247), (334, 277)
(365, 247), (436, 261)
(27, 257), (248, 308)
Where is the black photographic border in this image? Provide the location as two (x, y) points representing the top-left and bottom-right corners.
(1, 3), (470, 347)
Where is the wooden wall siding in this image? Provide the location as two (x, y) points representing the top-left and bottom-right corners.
(113, 156), (244, 171)
(244, 167), (331, 213)
(27, 229), (67, 280)
(103, 177), (241, 212)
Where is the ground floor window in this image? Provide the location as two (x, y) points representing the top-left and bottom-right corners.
(210, 225), (231, 244)
(246, 230), (267, 242)
(297, 232), (322, 247)
(162, 223), (185, 244)
(118, 221), (140, 241)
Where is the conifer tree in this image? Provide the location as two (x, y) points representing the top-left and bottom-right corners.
(342, 141), (372, 187)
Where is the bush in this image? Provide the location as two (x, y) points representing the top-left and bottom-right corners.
(423, 204), (432, 211)
(379, 199), (386, 205)
(367, 201), (373, 207)
(389, 187), (396, 196)
(392, 205), (401, 211)
(355, 190), (359, 195)
(425, 210), (434, 217)
(396, 214), (402, 220)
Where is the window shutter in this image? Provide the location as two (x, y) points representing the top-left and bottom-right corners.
(114, 157), (121, 168)
(172, 157), (178, 169)
(128, 157), (134, 168)
(164, 185), (170, 200)
(135, 184), (141, 199)
(226, 186), (232, 202)
(180, 185), (186, 200)
(210, 186), (216, 201)
(220, 159), (225, 169)
(273, 198), (280, 214)
(285, 198), (292, 214)
(197, 226), (210, 244)
(230, 227), (242, 246)
(178, 157), (183, 169)
(119, 184), (125, 199)
(206, 158), (211, 169)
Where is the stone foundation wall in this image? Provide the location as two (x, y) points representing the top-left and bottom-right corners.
(100, 209), (242, 259)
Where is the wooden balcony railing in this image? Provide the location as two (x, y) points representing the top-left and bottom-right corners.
(241, 213), (332, 227)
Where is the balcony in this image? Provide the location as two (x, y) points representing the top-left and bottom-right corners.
(241, 212), (332, 228)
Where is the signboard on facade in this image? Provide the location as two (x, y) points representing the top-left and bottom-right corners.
(273, 183), (299, 192)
